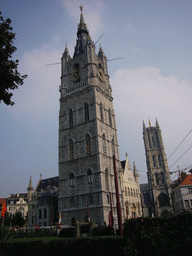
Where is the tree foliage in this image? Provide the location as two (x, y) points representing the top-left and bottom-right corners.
(13, 211), (25, 227)
(0, 12), (27, 106)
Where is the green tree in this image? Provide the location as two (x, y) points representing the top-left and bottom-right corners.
(13, 211), (25, 227)
(0, 12), (27, 106)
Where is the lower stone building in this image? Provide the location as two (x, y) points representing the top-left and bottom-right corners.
(171, 172), (192, 214)
(7, 193), (28, 220)
(121, 154), (142, 219)
(27, 175), (59, 230)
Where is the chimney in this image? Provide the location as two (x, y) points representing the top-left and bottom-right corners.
(181, 171), (187, 181)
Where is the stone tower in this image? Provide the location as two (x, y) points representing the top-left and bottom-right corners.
(143, 119), (173, 216)
(58, 7), (124, 226)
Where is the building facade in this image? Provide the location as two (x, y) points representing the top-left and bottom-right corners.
(58, 8), (124, 226)
(172, 173), (192, 214)
(7, 193), (28, 220)
(27, 175), (59, 229)
(121, 155), (142, 219)
(142, 119), (173, 216)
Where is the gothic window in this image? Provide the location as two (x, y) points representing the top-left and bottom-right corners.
(105, 169), (109, 191)
(69, 108), (73, 127)
(100, 103), (103, 122)
(70, 172), (75, 188)
(153, 155), (157, 167)
(108, 109), (112, 127)
(69, 139), (74, 160)
(125, 187), (127, 196)
(155, 173), (159, 185)
(102, 134), (106, 154)
(128, 188), (130, 197)
(86, 134), (91, 155)
(107, 194), (110, 204)
(158, 155), (162, 166)
(161, 172), (165, 184)
(87, 169), (93, 186)
(133, 189), (135, 198)
(152, 136), (156, 147)
(131, 188), (133, 197)
(84, 102), (89, 122)
(112, 138), (115, 156)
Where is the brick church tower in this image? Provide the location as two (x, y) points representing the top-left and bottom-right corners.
(58, 7), (124, 226)
(143, 119), (173, 216)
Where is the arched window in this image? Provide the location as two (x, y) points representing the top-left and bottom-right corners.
(69, 108), (73, 127)
(161, 172), (165, 184)
(152, 136), (156, 147)
(86, 134), (91, 155)
(105, 169), (109, 191)
(69, 139), (74, 160)
(125, 187), (127, 196)
(128, 188), (130, 197)
(107, 194), (110, 204)
(133, 189), (135, 198)
(87, 169), (92, 185)
(102, 134), (106, 154)
(100, 103), (103, 122)
(112, 138), (115, 156)
(131, 188), (133, 197)
(153, 155), (157, 167)
(155, 173), (159, 185)
(158, 192), (170, 207)
(158, 155), (162, 166)
(84, 102), (89, 122)
(108, 109), (112, 127)
(70, 172), (75, 188)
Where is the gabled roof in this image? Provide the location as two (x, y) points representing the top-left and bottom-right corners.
(36, 176), (59, 192)
(179, 174), (192, 186)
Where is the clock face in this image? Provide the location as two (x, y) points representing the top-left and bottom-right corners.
(98, 64), (104, 81)
(71, 63), (81, 82)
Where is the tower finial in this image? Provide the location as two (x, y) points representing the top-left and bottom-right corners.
(80, 5), (83, 13)
(148, 116), (151, 127)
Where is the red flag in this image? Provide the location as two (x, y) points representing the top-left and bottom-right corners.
(1, 199), (7, 218)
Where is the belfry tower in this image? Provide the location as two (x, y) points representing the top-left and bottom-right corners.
(143, 119), (173, 216)
(58, 7), (123, 226)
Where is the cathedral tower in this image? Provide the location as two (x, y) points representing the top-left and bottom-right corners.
(58, 7), (123, 226)
(143, 119), (173, 216)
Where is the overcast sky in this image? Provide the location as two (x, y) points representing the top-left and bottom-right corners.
(1, 0), (192, 198)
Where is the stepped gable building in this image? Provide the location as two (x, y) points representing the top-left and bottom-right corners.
(121, 154), (142, 219)
(58, 7), (125, 226)
(142, 119), (173, 216)
(27, 175), (59, 229)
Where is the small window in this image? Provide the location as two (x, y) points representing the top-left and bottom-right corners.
(158, 155), (162, 166)
(70, 139), (74, 160)
(86, 134), (91, 155)
(153, 155), (157, 167)
(102, 134), (106, 154)
(125, 187), (127, 196)
(85, 102), (89, 122)
(100, 103), (103, 122)
(161, 172), (164, 184)
(87, 169), (92, 185)
(39, 209), (42, 219)
(44, 209), (47, 218)
(112, 138), (115, 156)
(108, 109), (112, 127)
(105, 169), (109, 191)
(155, 173), (159, 185)
(69, 108), (73, 127)
(107, 194), (110, 204)
(70, 173), (75, 188)
(89, 195), (93, 205)
(184, 200), (189, 209)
